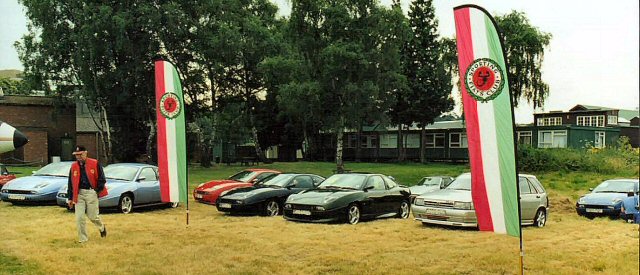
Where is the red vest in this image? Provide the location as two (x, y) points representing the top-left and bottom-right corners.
(71, 158), (108, 203)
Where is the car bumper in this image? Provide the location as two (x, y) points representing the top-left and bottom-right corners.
(575, 205), (620, 217)
(283, 207), (346, 223)
(1, 192), (57, 203)
(193, 192), (220, 205)
(411, 205), (478, 227)
(216, 201), (261, 214)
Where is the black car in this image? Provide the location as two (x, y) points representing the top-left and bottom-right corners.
(283, 173), (411, 224)
(216, 173), (325, 216)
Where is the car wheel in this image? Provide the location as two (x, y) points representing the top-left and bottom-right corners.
(397, 200), (410, 219)
(264, 200), (280, 217)
(347, 204), (361, 225)
(118, 194), (134, 214)
(534, 208), (546, 228)
(170, 202), (179, 208)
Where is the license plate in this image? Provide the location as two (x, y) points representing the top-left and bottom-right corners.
(218, 203), (231, 208)
(8, 194), (26, 200)
(292, 209), (311, 215)
(424, 208), (446, 215)
(586, 208), (603, 213)
(195, 194), (203, 199)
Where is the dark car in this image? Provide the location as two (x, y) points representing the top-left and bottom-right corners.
(576, 179), (639, 219)
(216, 173), (325, 216)
(283, 173), (411, 225)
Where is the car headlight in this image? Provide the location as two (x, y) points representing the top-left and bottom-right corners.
(219, 190), (229, 197)
(612, 198), (622, 204)
(284, 204), (292, 209)
(197, 183), (205, 188)
(577, 197), (586, 204)
(30, 190), (38, 194)
(414, 198), (424, 206)
(315, 206), (325, 211)
(235, 200), (243, 204)
(1, 189), (8, 193)
(58, 193), (67, 198)
(453, 201), (473, 210)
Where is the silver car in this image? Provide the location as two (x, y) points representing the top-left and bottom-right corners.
(412, 172), (549, 228)
(408, 176), (454, 203)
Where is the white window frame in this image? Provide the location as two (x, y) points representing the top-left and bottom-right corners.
(360, 135), (377, 149)
(449, 133), (468, 148)
(537, 117), (562, 126)
(517, 131), (532, 145)
(594, 131), (606, 148)
(576, 115), (605, 127)
(424, 133), (445, 148)
(404, 134), (420, 149)
(538, 130), (567, 148)
(379, 134), (397, 149)
(607, 115), (618, 125)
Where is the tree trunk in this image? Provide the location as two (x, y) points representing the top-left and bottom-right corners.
(146, 118), (155, 164)
(355, 122), (362, 162)
(420, 125), (426, 164)
(101, 105), (113, 164)
(335, 118), (345, 173)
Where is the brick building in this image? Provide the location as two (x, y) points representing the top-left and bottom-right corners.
(0, 95), (75, 164)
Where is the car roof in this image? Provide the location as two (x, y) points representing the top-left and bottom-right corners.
(603, 179), (639, 183)
(246, 168), (280, 173)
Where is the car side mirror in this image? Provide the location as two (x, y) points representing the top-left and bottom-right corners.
(589, 188), (593, 191)
(628, 192), (635, 197)
(137, 176), (146, 182)
(364, 185), (374, 192)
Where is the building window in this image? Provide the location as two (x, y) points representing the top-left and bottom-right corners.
(345, 135), (357, 148)
(404, 134), (420, 149)
(537, 117), (562, 126)
(424, 133), (445, 148)
(594, 131), (605, 148)
(576, 115), (605, 127)
(360, 135), (377, 148)
(538, 130), (567, 148)
(450, 133), (468, 148)
(517, 131), (532, 145)
(607, 115), (618, 125)
(379, 134), (397, 149)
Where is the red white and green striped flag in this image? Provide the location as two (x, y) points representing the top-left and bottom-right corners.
(454, 5), (520, 237)
(155, 60), (187, 203)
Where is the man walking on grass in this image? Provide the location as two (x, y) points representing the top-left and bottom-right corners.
(67, 145), (108, 243)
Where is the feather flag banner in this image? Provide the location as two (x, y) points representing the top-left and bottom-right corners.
(454, 5), (520, 237)
(155, 60), (187, 203)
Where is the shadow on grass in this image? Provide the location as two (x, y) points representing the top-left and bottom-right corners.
(0, 252), (42, 275)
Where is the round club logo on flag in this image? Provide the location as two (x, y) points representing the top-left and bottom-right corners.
(159, 92), (182, 119)
(464, 58), (505, 102)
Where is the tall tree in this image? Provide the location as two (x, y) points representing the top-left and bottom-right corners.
(400, 0), (454, 163)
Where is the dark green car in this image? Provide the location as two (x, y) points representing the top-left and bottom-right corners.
(283, 173), (411, 224)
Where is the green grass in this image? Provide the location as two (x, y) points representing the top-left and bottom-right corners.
(0, 252), (42, 275)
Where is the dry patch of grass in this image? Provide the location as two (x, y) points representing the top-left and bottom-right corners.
(1, 198), (638, 275)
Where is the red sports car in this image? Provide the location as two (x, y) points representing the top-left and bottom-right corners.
(193, 168), (280, 205)
(0, 163), (17, 187)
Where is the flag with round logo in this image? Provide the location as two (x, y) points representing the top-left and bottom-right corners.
(454, 5), (520, 237)
(155, 60), (187, 203)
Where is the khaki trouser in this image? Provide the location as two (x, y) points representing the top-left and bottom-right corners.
(75, 189), (104, 242)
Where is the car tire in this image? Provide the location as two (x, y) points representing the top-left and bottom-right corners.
(170, 202), (179, 208)
(118, 194), (134, 214)
(347, 204), (361, 225)
(534, 208), (546, 228)
(397, 200), (410, 219)
(264, 200), (280, 217)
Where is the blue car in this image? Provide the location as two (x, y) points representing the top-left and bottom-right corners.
(576, 179), (639, 219)
(0, 162), (73, 204)
(57, 163), (178, 213)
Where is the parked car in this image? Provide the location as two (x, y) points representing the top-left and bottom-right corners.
(283, 173), (411, 225)
(575, 179), (639, 219)
(57, 163), (178, 213)
(0, 162), (73, 204)
(620, 191), (639, 223)
(216, 173), (325, 216)
(408, 176), (454, 203)
(193, 168), (280, 205)
(0, 163), (17, 187)
(412, 173), (549, 228)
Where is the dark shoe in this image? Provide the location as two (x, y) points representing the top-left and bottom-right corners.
(100, 226), (107, 238)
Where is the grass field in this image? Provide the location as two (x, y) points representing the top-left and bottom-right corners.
(1, 162), (638, 274)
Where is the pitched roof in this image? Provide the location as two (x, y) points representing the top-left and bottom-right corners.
(569, 104), (638, 120)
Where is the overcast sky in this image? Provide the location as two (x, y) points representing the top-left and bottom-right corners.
(2, 0), (638, 123)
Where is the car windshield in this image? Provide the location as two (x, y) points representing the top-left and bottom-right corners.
(593, 180), (638, 193)
(319, 174), (367, 190)
(446, 174), (471, 191)
(33, 162), (72, 177)
(104, 166), (139, 181)
(418, 177), (440, 186)
(259, 174), (295, 187)
(229, 171), (258, 182)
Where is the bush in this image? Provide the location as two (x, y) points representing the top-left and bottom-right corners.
(517, 137), (639, 175)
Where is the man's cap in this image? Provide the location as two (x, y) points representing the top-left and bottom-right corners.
(72, 145), (87, 155)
